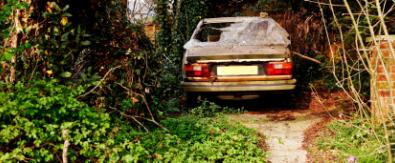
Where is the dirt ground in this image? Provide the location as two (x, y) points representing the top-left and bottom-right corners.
(226, 90), (352, 163)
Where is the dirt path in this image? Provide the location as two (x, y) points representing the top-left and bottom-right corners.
(229, 112), (321, 163)
(227, 91), (350, 163)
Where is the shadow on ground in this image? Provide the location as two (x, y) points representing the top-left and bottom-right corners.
(212, 90), (312, 113)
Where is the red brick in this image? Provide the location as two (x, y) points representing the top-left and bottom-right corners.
(377, 66), (385, 73)
(381, 50), (391, 58)
(381, 41), (395, 48)
(377, 82), (389, 89)
(376, 74), (395, 81)
(372, 52), (386, 60)
(379, 90), (391, 97)
(376, 65), (395, 74)
(385, 59), (395, 65)
(377, 74), (388, 81)
(381, 50), (395, 60)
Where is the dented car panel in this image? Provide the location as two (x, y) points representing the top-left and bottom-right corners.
(181, 16), (296, 99)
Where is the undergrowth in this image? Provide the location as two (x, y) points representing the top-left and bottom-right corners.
(313, 118), (389, 162)
(0, 80), (266, 162)
(190, 100), (245, 117)
(147, 115), (266, 162)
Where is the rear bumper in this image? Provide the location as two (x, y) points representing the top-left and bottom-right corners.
(181, 79), (296, 92)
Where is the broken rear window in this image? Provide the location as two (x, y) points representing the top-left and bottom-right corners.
(184, 18), (290, 49)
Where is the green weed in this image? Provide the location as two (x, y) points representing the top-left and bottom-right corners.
(315, 119), (387, 162)
(0, 81), (265, 162)
(143, 115), (267, 162)
(190, 100), (245, 118)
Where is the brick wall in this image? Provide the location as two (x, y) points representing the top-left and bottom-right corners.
(371, 40), (395, 121)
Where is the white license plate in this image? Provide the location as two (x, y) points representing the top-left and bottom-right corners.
(217, 65), (258, 76)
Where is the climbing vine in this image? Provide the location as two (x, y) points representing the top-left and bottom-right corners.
(153, 0), (209, 99)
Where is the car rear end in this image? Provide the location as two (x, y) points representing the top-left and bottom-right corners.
(182, 55), (296, 100)
(181, 17), (296, 100)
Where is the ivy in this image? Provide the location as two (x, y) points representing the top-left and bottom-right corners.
(0, 80), (266, 162)
(154, 0), (209, 98)
(0, 0), (29, 61)
(155, 0), (172, 56)
(0, 80), (114, 161)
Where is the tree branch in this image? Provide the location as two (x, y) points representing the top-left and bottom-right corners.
(114, 82), (167, 131)
(78, 65), (122, 98)
(292, 51), (322, 64)
(109, 106), (149, 132)
(62, 129), (70, 163)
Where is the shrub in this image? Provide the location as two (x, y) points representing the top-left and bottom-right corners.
(0, 80), (117, 161)
(142, 115), (266, 162)
(0, 81), (265, 162)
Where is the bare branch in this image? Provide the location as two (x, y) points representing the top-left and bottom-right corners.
(304, 0), (346, 7)
(78, 65), (122, 98)
(109, 106), (149, 132)
(292, 51), (322, 64)
(62, 129), (70, 163)
(113, 82), (167, 131)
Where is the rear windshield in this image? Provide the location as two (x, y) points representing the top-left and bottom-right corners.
(184, 18), (290, 49)
(194, 23), (232, 42)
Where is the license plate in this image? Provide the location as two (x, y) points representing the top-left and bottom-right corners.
(217, 65), (258, 76)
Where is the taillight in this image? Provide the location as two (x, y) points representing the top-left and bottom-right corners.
(184, 64), (210, 77)
(266, 62), (292, 75)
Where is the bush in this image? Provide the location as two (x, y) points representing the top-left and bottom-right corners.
(0, 80), (118, 161)
(0, 81), (265, 162)
(142, 115), (266, 162)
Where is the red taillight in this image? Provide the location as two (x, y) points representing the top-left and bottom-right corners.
(266, 62), (292, 75)
(184, 64), (210, 77)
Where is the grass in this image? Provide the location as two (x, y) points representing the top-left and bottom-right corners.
(310, 118), (388, 162)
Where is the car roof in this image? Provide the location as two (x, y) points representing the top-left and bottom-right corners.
(202, 17), (264, 24)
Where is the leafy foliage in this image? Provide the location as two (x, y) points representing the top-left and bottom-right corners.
(0, 80), (266, 162)
(0, 0), (28, 65)
(151, 115), (266, 162)
(1, 0), (169, 120)
(30, 2), (91, 79)
(190, 100), (245, 118)
(0, 80), (115, 161)
(153, 0), (210, 99)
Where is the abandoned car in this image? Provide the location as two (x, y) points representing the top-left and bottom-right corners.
(181, 16), (296, 100)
